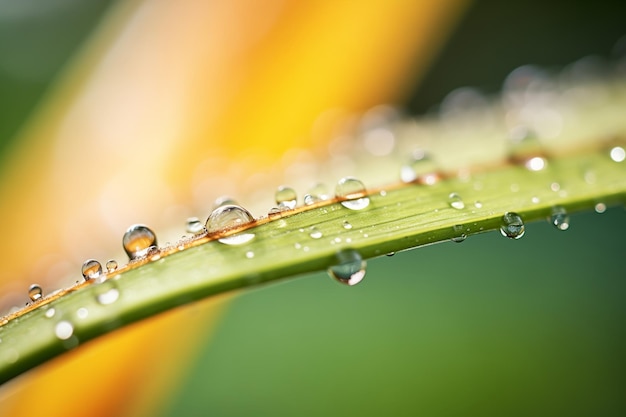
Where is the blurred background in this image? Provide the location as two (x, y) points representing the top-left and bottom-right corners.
(0, 0), (625, 416)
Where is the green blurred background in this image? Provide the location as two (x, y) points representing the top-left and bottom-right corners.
(1, 0), (625, 416)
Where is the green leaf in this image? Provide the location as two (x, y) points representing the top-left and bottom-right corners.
(1, 142), (624, 384)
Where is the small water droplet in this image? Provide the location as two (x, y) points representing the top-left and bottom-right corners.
(336, 177), (370, 210)
(105, 260), (118, 273)
(342, 220), (353, 230)
(123, 224), (158, 260)
(55, 321), (74, 340)
(595, 202), (607, 213)
(550, 182), (560, 192)
(610, 146), (625, 162)
(95, 281), (120, 305)
(531, 196), (540, 204)
(28, 284), (43, 301)
(245, 251), (255, 259)
(379, 190), (387, 197)
(81, 259), (102, 280)
(451, 225), (467, 243)
(327, 249), (366, 286)
(76, 307), (89, 319)
(275, 186), (297, 210)
(267, 207), (282, 218)
(148, 246), (161, 261)
(400, 149), (441, 185)
(386, 252), (395, 257)
(309, 227), (323, 239)
(549, 206), (570, 231)
(474, 201), (483, 209)
(500, 212), (525, 239)
(45, 308), (55, 318)
(303, 183), (330, 205)
(186, 217), (206, 234)
(508, 130), (549, 171)
(448, 193), (465, 210)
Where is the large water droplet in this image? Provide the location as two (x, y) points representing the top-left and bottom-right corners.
(28, 284), (43, 301)
(95, 281), (120, 305)
(327, 249), (366, 286)
(303, 183), (330, 205)
(400, 149), (441, 185)
(186, 217), (206, 234)
(123, 224), (158, 260)
(448, 193), (465, 210)
(275, 186), (297, 210)
(105, 260), (118, 273)
(550, 206), (570, 231)
(81, 259), (102, 280)
(336, 177), (370, 210)
(206, 204), (254, 232)
(55, 321), (74, 340)
(500, 212), (525, 239)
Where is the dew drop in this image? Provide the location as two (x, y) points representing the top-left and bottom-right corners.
(245, 251), (255, 259)
(336, 177), (370, 210)
(275, 186), (297, 210)
(123, 224), (158, 260)
(76, 307), (89, 319)
(507, 130), (549, 171)
(451, 225), (467, 243)
(500, 212), (525, 239)
(327, 249), (366, 286)
(45, 308), (56, 318)
(105, 260), (118, 273)
(303, 183), (330, 205)
(267, 207), (282, 218)
(342, 220), (353, 230)
(28, 284), (43, 302)
(448, 193), (465, 210)
(55, 321), (74, 340)
(206, 204), (254, 232)
(474, 201), (483, 209)
(550, 206), (570, 231)
(610, 146), (625, 162)
(309, 227), (323, 239)
(595, 202), (607, 214)
(386, 252), (395, 257)
(400, 149), (441, 185)
(81, 259), (102, 280)
(95, 281), (120, 305)
(186, 217), (206, 234)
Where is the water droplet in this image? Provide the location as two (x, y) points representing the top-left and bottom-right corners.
(206, 204), (254, 232)
(81, 259), (102, 280)
(105, 260), (118, 273)
(595, 202), (607, 214)
(610, 146), (625, 162)
(148, 246), (161, 261)
(327, 249), (366, 286)
(55, 321), (74, 340)
(275, 186), (297, 210)
(550, 206), (570, 231)
(531, 196), (540, 204)
(336, 177), (370, 210)
(386, 252), (395, 257)
(245, 251), (254, 259)
(500, 212), (525, 239)
(76, 307), (88, 319)
(303, 183), (330, 205)
(309, 227), (323, 239)
(451, 225), (467, 243)
(95, 281), (120, 305)
(550, 182), (561, 192)
(28, 284), (43, 301)
(508, 134), (548, 171)
(186, 217), (206, 234)
(267, 207), (282, 218)
(45, 308), (55, 318)
(123, 224), (158, 260)
(474, 201), (483, 209)
(448, 193), (465, 210)
(342, 220), (353, 230)
(400, 149), (441, 185)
